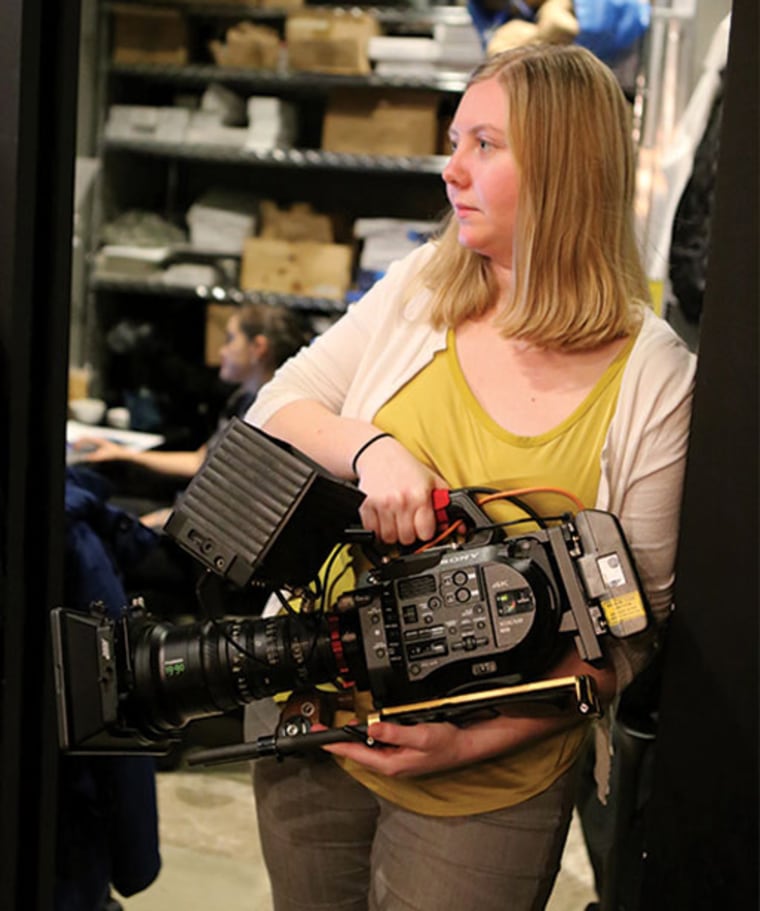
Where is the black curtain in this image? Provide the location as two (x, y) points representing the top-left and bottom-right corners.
(640, 0), (759, 907)
(0, 1), (80, 908)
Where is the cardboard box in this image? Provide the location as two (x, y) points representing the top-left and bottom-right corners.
(259, 0), (303, 10)
(322, 90), (440, 157)
(259, 201), (334, 243)
(209, 22), (281, 70)
(286, 10), (380, 75)
(241, 238), (353, 299)
(111, 4), (189, 65)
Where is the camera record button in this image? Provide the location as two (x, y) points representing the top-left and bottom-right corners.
(455, 588), (471, 603)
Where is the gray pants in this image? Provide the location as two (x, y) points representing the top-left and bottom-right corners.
(253, 755), (578, 911)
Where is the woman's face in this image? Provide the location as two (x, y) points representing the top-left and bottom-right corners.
(442, 76), (520, 270)
(218, 315), (257, 384)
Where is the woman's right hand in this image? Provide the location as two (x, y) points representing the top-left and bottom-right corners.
(353, 435), (447, 546)
(72, 437), (130, 463)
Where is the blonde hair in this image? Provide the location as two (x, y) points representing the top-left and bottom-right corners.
(418, 44), (649, 350)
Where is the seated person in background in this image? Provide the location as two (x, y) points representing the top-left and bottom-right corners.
(76, 301), (309, 528)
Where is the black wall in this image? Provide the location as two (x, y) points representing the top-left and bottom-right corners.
(0, 1), (80, 908)
(641, 0), (759, 907)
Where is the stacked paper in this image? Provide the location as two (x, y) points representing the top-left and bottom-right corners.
(186, 84), (249, 146)
(105, 105), (190, 143)
(186, 189), (258, 254)
(433, 22), (483, 70)
(368, 26), (483, 78)
(186, 115), (249, 146)
(246, 96), (297, 150)
(354, 218), (438, 284)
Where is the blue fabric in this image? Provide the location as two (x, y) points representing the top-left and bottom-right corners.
(466, 0), (650, 62)
(574, 0), (650, 61)
(56, 468), (162, 909)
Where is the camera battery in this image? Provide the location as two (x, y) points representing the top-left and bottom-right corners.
(574, 510), (649, 638)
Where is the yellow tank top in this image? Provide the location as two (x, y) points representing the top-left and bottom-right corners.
(334, 329), (634, 816)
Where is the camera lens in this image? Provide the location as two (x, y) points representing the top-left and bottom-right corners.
(125, 611), (363, 740)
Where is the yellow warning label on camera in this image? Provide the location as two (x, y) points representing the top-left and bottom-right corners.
(600, 591), (647, 634)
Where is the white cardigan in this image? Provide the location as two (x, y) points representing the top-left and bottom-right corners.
(249, 242), (697, 696)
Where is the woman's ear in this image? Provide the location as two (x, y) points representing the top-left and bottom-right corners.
(249, 333), (271, 364)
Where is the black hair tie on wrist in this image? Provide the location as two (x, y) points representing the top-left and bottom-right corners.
(351, 432), (393, 477)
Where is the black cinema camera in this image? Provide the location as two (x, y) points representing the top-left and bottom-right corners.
(51, 418), (649, 763)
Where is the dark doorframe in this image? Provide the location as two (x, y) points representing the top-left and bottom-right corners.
(641, 0), (759, 907)
(0, 1), (81, 908)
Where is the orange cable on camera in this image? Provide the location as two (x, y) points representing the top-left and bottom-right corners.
(476, 486), (586, 514)
(414, 519), (466, 552)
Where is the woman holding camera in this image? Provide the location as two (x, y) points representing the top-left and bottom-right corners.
(246, 44), (696, 911)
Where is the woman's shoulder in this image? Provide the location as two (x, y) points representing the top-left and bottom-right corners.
(630, 307), (697, 376)
(347, 241), (439, 326)
(618, 308), (697, 415)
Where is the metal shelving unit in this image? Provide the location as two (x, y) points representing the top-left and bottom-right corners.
(103, 137), (449, 174)
(109, 61), (468, 94)
(105, 1), (474, 30)
(80, 0), (465, 427)
(90, 272), (348, 314)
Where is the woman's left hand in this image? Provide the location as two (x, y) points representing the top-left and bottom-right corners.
(322, 714), (563, 778)
(322, 648), (617, 778)
(323, 719), (476, 777)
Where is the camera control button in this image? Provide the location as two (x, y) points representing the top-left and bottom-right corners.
(402, 605), (418, 624)
(453, 570), (468, 586)
(455, 588), (471, 603)
(428, 596), (442, 610)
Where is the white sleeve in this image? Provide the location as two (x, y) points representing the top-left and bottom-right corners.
(245, 245), (433, 428)
(598, 316), (697, 690)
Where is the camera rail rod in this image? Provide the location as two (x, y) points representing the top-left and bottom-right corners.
(187, 675), (600, 768)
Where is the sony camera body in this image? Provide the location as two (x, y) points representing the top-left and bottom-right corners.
(345, 506), (646, 714)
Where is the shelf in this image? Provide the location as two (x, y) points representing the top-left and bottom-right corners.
(103, 137), (449, 174)
(105, 2), (474, 29)
(109, 61), (469, 94)
(90, 272), (349, 314)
